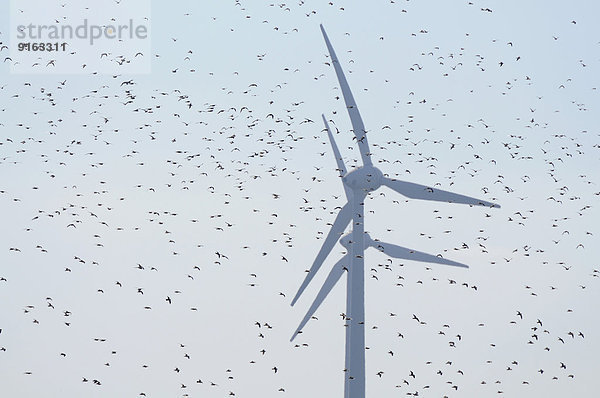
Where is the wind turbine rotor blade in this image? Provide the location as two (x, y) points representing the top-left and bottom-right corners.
(368, 239), (468, 268)
(322, 114), (352, 200)
(323, 114), (347, 177)
(320, 24), (372, 167)
(382, 177), (500, 208)
(290, 202), (352, 306)
(290, 256), (348, 341)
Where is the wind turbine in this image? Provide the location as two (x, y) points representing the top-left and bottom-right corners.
(290, 25), (500, 398)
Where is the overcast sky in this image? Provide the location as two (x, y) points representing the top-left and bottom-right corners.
(1, 1), (599, 397)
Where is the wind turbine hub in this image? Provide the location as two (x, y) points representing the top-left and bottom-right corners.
(340, 232), (372, 249)
(342, 166), (383, 192)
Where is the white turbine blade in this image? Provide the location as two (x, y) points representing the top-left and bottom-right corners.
(320, 24), (372, 167)
(290, 255), (348, 341)
(291, 202), (352, 306)
(323, 114), (352, 200)
(368, 239), (468, 268)
(323, 114), (347, 177)
(382, 177), (500, 208)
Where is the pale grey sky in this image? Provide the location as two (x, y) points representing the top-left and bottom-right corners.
(1, 1), (599, 397)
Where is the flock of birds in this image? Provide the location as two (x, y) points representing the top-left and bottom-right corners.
(0, 1), (598, 397)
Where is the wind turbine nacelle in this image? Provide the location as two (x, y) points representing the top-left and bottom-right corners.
(342, 166), (383, 192)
